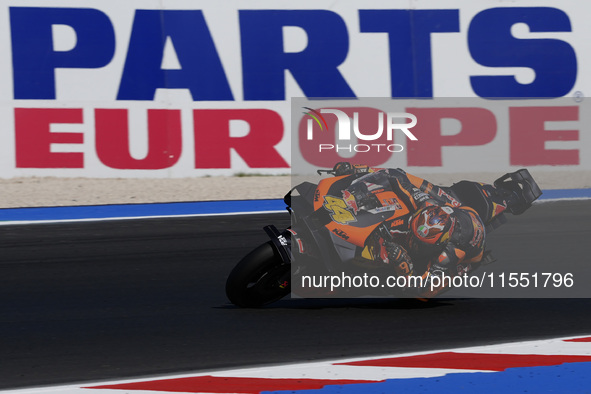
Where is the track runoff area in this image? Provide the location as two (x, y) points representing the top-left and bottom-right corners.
(1, 188), (590, 394)
(2, 335), (591, 393)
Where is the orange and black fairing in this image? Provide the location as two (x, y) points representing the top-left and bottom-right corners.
(355, 216), (412, 272)
(313, 175), (412, 248)
(476, 182), (509, 222)
(405, 172), (432, 192)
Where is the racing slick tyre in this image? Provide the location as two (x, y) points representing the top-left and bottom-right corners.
(226, 241), (290, 308)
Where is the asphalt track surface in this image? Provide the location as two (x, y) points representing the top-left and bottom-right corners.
(2, 199), (591, 389)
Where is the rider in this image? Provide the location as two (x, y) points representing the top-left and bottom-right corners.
(329, 162), (520, 297)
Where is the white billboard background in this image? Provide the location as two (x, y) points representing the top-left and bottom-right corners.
(0, 0), (589, 179)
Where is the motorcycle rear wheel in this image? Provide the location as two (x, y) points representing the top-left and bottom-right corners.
(226, 242), (290, 308)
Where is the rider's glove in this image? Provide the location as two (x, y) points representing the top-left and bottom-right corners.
(383, 241), (414, 277)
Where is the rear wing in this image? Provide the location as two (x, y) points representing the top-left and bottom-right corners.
(494, 169), (543, 215)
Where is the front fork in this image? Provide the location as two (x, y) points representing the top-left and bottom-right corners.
(263, 225), (292, 289)
(263, 225), (292, 265)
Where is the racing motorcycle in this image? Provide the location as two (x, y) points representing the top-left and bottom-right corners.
(225, 165), (542, 308)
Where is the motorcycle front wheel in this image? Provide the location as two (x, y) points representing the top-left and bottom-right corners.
(225, 241), (290, 308)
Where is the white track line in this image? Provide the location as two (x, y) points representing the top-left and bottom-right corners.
(0, 210), (287, 226)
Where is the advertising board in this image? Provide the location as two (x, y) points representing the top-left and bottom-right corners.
(1, 1), (588, 177)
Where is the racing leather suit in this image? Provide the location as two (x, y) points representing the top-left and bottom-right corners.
(335, 164), (510, 297)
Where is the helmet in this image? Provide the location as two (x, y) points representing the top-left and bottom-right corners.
(409, 205), (456, 254)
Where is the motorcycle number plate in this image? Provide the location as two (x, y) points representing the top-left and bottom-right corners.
(323, 195), (357, 225)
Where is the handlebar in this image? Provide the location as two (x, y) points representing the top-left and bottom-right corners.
(317, 169), (337, 176)
(317, 162), (371, 177)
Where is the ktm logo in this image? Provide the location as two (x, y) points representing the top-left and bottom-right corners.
(332, 228), (350, 240)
